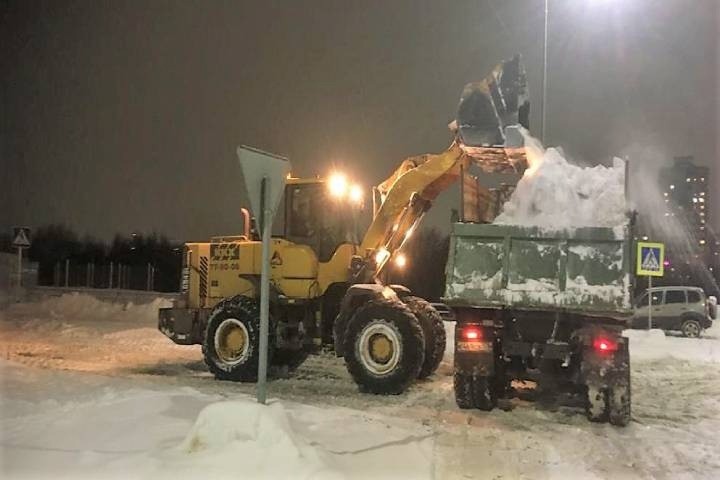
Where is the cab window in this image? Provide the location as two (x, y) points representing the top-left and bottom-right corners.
(637, 291), (662, 307)
(664, 290), (686, 304)
(285, 182), (356, 262)
(687, 291), (701, 303)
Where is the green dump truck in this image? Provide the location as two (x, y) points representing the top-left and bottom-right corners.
(445, 223), (634, 426)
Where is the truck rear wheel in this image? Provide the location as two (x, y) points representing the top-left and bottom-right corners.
(608, 370), (631, 426)
(202, 296), (271, 382)
(454, 371), (495, 411)
(271, 348), (309, 373)
(343, 299), (424, 395)
(585, 384), (608, 422)
(402, 296), (446, 379)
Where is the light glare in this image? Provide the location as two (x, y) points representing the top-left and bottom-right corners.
(328, 173), (348, 198)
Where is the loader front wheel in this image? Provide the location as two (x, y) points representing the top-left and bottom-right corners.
(203, 296), (271, 382)
(402, 296), (446, 379)
(343, 299), (424, 395)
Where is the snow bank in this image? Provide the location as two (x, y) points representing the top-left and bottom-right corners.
(495, 130), (626, 229)
(168, 401), (341, 480)
(625, 329), (720, 363)
(2, 292), (171, 324)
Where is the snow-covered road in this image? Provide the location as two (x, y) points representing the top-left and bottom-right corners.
(2, 293), (720, 479)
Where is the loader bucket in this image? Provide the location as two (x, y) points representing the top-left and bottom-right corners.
(456, 54), (529, 149)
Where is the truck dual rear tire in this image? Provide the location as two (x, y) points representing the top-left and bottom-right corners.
(585, 372), (631, 426)
(454, 372), (496, 411)
(202, 296), (271, 382)
(402, 296), (447, 379)
(343, 299), (425, 395)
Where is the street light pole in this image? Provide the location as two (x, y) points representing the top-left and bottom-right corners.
(541, 0), (549, 145)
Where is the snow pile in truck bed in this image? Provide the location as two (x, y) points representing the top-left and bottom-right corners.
(494, 131), (626, 230)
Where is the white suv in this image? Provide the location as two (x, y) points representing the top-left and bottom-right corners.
(632, 286), (713, 338)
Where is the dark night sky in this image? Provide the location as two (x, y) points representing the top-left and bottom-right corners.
(2, 0), (718, 242)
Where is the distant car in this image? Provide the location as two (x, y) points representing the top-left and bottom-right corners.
(430, 302), (455, 321)
(631, 286), (713, 337)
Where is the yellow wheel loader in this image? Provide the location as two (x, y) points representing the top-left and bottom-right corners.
(158, 55), (529, 394)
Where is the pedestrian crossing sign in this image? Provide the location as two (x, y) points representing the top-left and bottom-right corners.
(637, 241), (664, 277)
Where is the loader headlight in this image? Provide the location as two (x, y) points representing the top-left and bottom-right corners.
(349, 184), (363, 204)
(328, 173), (348, 198)
(394, 253), (407, 268)
(375, 247), (390, 265)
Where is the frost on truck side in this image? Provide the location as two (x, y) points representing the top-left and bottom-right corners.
(445, 224), (632, 314)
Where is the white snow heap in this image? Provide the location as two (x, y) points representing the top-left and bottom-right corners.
(177, 401), (342, 479)
(494, 130), (627, 229)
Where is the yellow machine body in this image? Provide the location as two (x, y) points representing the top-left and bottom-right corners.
(183, 235), (355, 310)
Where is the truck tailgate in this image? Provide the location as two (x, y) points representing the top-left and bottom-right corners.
(444, 223), (633, 315)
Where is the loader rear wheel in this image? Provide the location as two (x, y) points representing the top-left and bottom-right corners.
(403, 296), (446, 379)
(202, 296), (271, 382)
(454, 371), (496, 411)
(343, 299), (424, 395)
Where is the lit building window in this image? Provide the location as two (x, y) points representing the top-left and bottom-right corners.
(663, 192), (668, 197)
(693, 197), (698, 203)
(687, 178), (691, 182)
(670, 184), (675, 190)
(700, 239), (706, 245)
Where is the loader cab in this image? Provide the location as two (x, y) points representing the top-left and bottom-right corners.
(283, 177), (360, 262)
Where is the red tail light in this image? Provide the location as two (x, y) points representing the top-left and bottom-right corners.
(462, 327), (482, 341)
(593, 337), (618, 353)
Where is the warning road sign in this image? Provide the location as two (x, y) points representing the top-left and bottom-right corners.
(637, 241), (664, 277)
(12, 227), (31, 248)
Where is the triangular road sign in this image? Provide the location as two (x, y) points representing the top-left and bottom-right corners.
(641, 249), (660, 271)
(12, 227), (31, 247)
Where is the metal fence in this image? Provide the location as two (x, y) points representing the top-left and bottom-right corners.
(51, 261), (162, 291)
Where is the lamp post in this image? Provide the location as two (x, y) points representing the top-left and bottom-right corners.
(541, 0), (549, 145)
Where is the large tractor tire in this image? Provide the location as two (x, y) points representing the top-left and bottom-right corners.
(402, 296), (446, 379)
(343, 299), (425, 395)
(202, 296), (271, 382)
(454, 371), (496, 411)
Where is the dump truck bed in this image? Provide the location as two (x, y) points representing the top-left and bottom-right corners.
(444, 223), (633, 316)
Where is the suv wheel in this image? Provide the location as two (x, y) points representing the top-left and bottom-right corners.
(680, 318), (702, 338)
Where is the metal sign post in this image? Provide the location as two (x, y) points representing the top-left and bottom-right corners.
(648, 275), (653, 331)
(257, 176), (272, 404)
(637, 241), (665, 330)
(12, 227), (31, 287)
(236, 146), (290, 405)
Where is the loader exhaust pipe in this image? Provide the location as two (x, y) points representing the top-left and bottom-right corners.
(241, 207), (251, 239)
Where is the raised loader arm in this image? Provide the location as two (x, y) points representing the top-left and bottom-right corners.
(354, 55), (530, 283)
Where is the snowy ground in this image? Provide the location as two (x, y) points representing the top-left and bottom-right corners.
(2, 293), (720, 479)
